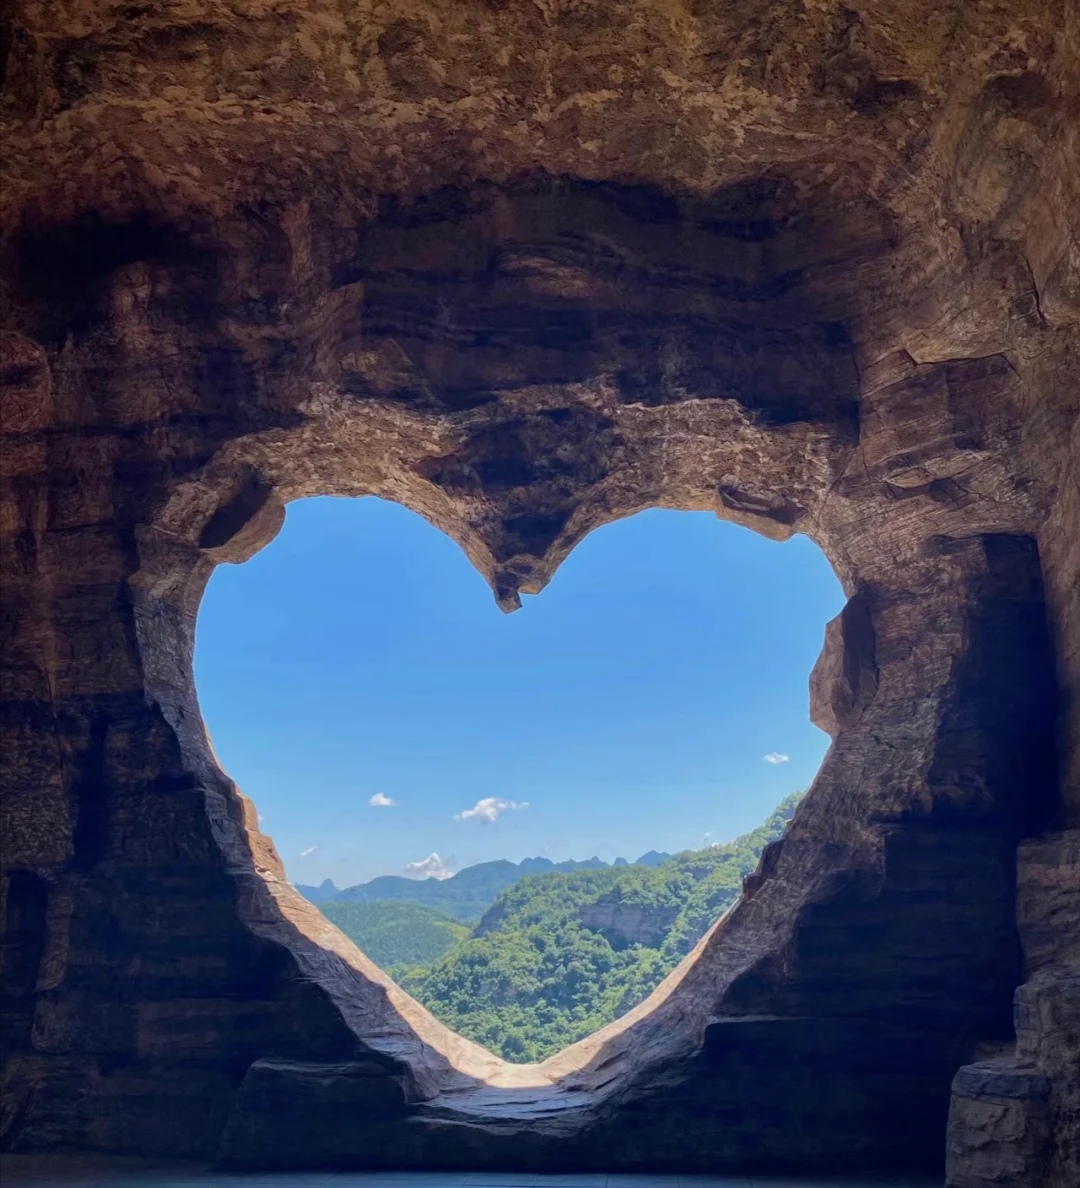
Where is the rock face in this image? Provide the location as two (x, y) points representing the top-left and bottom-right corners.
(945, 831), (1080, 1187)
(217, 1058), (411, 1170)
(946, 1058), (1052, 1188)
(578, 898), (680, 949)
(809, 592), (878, 739)
(0, 0), (1077, 1182)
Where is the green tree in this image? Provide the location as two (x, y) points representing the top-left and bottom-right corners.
(321, 901), (469, 968)
(405, 791), (804, 1062)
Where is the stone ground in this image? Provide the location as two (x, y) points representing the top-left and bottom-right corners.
(0, 1156), (942, 1188)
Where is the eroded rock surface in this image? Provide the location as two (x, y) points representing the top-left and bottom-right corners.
(578, 898), (681, 950)
(1, 0), (1078, 1182)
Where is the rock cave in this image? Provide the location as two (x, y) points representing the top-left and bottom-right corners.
(0, 1), (1077, 1185)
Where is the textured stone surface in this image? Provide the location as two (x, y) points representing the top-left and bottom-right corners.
(578, 899), (681, 950)
(1, 0), (1078, 1182)
(946, 833), (1080, 1187)
(809, 592), (878, 739)
(1013, 835), (1080, 1188)
(946, 1057), (1051, 1188)
(1016, 832), (1080, 975)
(218, 1059), (409, 1170)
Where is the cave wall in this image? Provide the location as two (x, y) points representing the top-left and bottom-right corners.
(1, 0), (1078, 1182)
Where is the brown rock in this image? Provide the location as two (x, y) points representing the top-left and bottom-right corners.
(946, 1058), (1051, 1188)
(1017, 833), (1080, 976)
(809, 590), (878, 739)
(218, 1059), (409, 1170)
(1, 0), (1077, 1181)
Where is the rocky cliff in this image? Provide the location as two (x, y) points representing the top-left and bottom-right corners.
(579, 898), (680, 949)
(1, 0), (1077, 1182)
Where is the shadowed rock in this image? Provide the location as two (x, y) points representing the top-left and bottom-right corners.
(0, 0), (1077, 1182)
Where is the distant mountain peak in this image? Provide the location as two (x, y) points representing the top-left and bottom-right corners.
(298, 851), (673, 915)
(517, 857), (555, 873)
(294, 877), (340, 904)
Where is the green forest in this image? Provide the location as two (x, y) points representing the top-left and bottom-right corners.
(319, 901), (469, 968)
(320, 791), (803, 1063)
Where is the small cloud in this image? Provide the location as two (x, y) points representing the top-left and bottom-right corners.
(298, 845), (318, 859)
(702, 831), (713, 844)
(762, 752), (790, 765)
(405, 852), (453, 880)
(454, 796), (529, 823)
(368, 792), (396, 807)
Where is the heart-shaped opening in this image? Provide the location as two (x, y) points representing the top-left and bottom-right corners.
(195, 495), (843, 1064)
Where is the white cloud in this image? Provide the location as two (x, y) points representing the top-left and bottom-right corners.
(454, 796), (529, 823)
(298, 845), (318, 859)
(368, 792), (396, 807)
(762, 752), (790, 765)
(405, 852), (453, 880)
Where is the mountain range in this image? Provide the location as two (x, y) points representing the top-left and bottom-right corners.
(314, 791), (805, 1063)
(297, 851), (673, 923)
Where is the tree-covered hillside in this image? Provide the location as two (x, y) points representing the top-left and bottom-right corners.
(393, 792), (804, 1063)
(320, 901), (468, 968)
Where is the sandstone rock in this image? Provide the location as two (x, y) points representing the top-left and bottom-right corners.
(1017, 833), (1080, 975)
(1, 0), (1078, 1181)
(809, 591), (878, 739)
(945, 1057), (1051, 1188)
(218, 1059), (409, 1169)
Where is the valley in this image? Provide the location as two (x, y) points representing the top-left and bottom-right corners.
(311, 792), (804, 1062)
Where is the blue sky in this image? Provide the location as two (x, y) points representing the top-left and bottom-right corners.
(194, 497), (844, 887)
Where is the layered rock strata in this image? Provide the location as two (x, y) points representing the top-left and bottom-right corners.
(1, 0), (1077, 1182)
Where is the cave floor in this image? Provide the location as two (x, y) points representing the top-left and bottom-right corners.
(0, 1156), (942, 1188)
